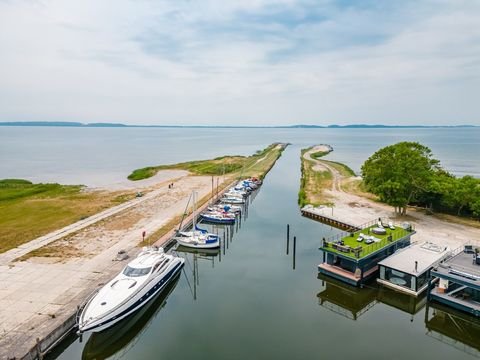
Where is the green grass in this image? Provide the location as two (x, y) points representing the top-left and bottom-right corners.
(322, 160), (356, 177)
(311, 150), (330, 159)
(322, 225), (411, 259)
(128, 143), (285, 181)
(299, 146), (333, 207)
(0, 179), (134, 254)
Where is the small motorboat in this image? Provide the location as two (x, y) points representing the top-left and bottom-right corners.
(77, 247), (184, 333)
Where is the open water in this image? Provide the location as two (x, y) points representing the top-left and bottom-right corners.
(1, 127), (479, 359)
(0, 127), (479, 186)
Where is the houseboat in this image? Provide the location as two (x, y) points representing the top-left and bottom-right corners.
(318, 218), (415, 286)
(377, 242), (450, 296)
(429, 245), (480, 317)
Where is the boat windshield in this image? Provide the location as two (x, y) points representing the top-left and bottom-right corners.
(123, 266), (152, 277)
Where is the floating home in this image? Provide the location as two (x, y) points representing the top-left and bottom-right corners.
(318, 218), (415, 286)
(430, 245), (480, 317)
(377, 242), (451, 297)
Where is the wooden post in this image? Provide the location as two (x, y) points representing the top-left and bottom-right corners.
(293, 236), (296, 270)
(286, 224), (290, 255)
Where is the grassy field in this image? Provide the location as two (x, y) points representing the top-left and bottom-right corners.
(128, 143), (286, 181)
(2, 144), (286, 256)
(0, 179), (134, 254)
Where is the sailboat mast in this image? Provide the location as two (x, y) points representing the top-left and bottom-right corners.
(192, 191), (196, 229)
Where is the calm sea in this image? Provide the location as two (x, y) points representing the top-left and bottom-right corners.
(0, 127), (479, 186)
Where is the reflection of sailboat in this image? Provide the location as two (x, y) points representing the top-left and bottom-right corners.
(176, 245), (220, 258)
(317, 273), (378, 321)
(425, 302), (480, 357)
(81, 275), (180, 360)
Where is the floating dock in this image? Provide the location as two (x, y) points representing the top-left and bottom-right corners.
(301, 206), (360, 231)
(318, 218), (416, 286)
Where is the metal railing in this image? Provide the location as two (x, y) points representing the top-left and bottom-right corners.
(321, 218), (414, 258)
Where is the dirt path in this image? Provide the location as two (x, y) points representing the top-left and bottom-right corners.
(303, 145), (343, 192)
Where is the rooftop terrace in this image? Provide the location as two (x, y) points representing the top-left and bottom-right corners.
(321, 218), (415, 260)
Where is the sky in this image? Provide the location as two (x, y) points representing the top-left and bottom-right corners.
(0, 0), (479, 126)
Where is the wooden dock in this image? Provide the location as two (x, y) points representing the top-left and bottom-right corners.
(301, 208), (359, 231)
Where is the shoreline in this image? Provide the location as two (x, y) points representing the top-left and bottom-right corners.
(0, 144), (287, 359)
(301, 145), (480, 252)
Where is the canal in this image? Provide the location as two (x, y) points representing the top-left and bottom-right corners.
(50, 144), (480, 360)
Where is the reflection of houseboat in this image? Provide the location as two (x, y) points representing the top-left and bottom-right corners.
(317, 274), (378, 320)
(318, 219), (415, 286)
(425, 302), (480, 358)
(377, 242), (450, 296)
(429, 246), (480, 317)
(82, 275), (180, 360)
(377, 286), (427, 316)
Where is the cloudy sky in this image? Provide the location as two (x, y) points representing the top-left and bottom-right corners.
(0, 0), (479, 126)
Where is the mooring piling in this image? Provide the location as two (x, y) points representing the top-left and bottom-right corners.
(293, 236), (296, 270)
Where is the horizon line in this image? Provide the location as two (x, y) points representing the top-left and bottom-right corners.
(0, 121), (478, 129)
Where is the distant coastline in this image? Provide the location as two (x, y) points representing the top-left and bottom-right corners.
(0, 121), (477, 129)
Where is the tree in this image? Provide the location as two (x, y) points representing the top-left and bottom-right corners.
(441, 175), (480, 215)
(361, 142), (440, 215)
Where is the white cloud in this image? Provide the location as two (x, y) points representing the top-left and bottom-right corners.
(0, 0), (479, 125)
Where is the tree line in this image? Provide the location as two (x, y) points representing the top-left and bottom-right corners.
(361, 142), (480, 218)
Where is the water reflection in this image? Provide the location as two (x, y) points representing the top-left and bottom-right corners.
(425, 302), (480, 358)
(175, 246), (220, 301)
(317, 274), (427, 321)
(317, 274), (378, 320)
(377, 286), (426, 317)
(81, 275), (180, 360)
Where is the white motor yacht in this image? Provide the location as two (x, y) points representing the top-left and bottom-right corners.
(77, 247), (184, 333)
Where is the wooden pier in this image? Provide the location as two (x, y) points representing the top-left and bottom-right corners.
(301, 207), (359, 231)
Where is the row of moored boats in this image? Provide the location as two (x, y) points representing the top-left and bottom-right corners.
(77, 177), (261, 333)
(174, 177), (261, 249)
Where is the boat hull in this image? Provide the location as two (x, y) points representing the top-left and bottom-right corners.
(176, 237), (220, 249)
(78, 261), (184, 333)
(199, 216), (235, 224)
